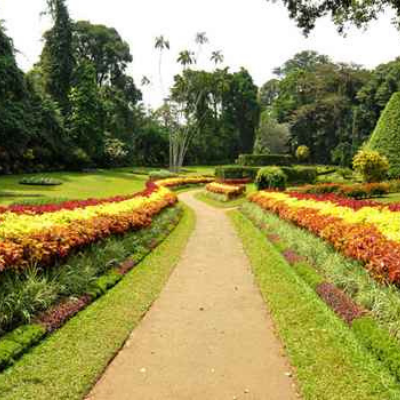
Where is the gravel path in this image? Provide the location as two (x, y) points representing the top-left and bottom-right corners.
(87, 191), (298, 400)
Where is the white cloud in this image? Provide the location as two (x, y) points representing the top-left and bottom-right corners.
(1, 0), (399, 107)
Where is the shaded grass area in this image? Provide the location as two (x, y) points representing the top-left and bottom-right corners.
(230, 210), (400, 400)
(0, 206), (195, 400)
(375, 192), (400, 204)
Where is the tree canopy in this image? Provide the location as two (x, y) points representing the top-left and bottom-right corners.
(270, 0), (400, 34)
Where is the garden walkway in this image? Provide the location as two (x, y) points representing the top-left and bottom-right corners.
(87, 191), (298, 400)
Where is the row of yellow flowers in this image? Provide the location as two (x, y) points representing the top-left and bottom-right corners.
(0, 175), (214, 273)
(249, 191), (400, 285)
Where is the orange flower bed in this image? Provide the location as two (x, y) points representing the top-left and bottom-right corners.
(206, 182), (246, 200)
(249, 191), (400, 285)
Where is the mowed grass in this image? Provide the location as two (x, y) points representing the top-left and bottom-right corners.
(0, 166), (217, 205)
(0, 206), (195, 400)
(230, 210), (400, 400)
(0, 168), (148, 205)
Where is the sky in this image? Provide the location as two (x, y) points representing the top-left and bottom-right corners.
(1, 0), (399, 107)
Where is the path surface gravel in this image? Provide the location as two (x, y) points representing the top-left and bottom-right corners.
(87, 191), (298, 400)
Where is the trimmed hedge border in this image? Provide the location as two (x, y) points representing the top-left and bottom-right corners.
(0, 205), (183, 372)
(237, 153), (293, 166)
(241, 203), (400, 384)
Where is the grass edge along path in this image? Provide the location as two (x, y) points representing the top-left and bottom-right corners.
(0, 205), (195, 400)
(229, 210), (400, 400)
(194, 192), (247, 208)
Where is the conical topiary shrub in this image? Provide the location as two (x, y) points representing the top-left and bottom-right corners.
(368, 92), (400, 178)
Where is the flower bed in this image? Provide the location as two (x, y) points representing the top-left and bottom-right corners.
(249, 191), (400, 285)
(297, 182), (390, 199)
(155, 175), (214, 188)
(205, 182), (246, 201)
(0, 184), (177, 273)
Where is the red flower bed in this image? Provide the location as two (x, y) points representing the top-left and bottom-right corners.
(250, 192), (400, 285)
(36, 295), (92, 333)
(316, 282), (366, 325)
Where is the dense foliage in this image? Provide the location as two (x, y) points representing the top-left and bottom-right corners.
(270, 0), (400, 34)
(368, 92), (400, 178)
(353, 150), (389, 182)
(255, 166), (287, 190)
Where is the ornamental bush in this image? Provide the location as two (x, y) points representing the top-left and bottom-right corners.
(255, 167), (287, 190)
(295, 145), (310, 162)
(352, 150), (389, 183)
(368, 92), (400, 178)
(281, 166), (317, 184)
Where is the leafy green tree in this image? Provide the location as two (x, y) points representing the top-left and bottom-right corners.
(270, 53), (369, 163)
(259, 79), (280, 111)
(254, 112), (289, 154)
(40, 0), (74, 113)
(273, 50), (330, 77)
(368, 92), (400, 177)
(270, 0), (400, 34)
(72, 21), (133, 87)
(355, 58), (400, 144)
(68, 62), (104, 162)
(223, 68), (260, 154)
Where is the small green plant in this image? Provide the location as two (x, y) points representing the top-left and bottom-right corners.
(255, 167), (287, 190)
(352, 150), (389, 183)
(295, 145), (310, 162)
(19, 177), (63, 186)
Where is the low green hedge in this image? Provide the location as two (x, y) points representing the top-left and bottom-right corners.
(0, 325), (46, 369)
(281, 166), (317, 185)
(215, 166), (260, 180)
(353, 317), (400, 382)
(237, 153), (293, 166)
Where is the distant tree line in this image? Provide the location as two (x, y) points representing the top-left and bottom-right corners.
(257, 50), (400, 166)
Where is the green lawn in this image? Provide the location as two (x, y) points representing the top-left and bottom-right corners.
(0, 166), (218, 205)
(374, 192), (400, 204)
(230, 210), (400, 400)
(0, 205), (195, 400)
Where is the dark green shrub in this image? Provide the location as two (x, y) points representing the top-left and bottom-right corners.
(255, 167), (287, 190)
(353, 316), (400, 381)
(369, 92), (400, 178)
(215, 166), (260, 180)
(281, 166), (317, 184)
(237, 153), (293, 166)
(19, 177), (63, 186)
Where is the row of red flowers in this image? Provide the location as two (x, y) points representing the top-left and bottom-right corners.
(249, 192), (400, 285)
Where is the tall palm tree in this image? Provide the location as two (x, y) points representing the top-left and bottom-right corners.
(141, 75), (151, 86)
(195, 32), (208, 66)
(211, 50), (224, 67)
(177, 50), (195, 69)
(154, 35), (170, 96)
